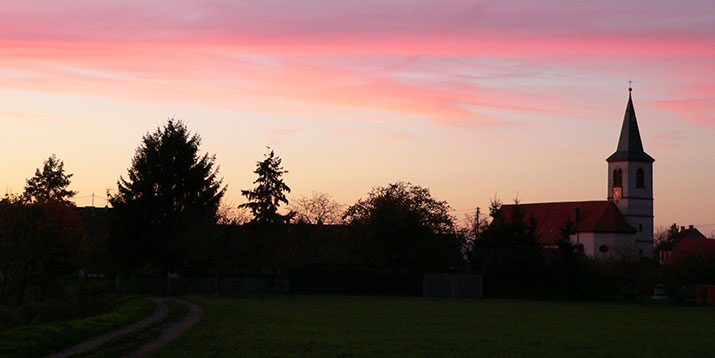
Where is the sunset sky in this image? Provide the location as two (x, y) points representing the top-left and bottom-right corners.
(1, 1), (713, 234)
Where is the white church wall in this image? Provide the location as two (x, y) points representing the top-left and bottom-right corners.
(570, 233), (596, 256)
(570, 232), (647, 260)
(594, 233), (620, 259)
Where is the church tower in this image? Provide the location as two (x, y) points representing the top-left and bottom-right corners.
(606, 87), (654, 258)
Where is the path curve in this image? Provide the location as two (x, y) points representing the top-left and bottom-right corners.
(47, 298), (169, 358)
(122, 298), (203, 358)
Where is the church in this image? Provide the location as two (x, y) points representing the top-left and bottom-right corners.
(501, 87), (654, 259)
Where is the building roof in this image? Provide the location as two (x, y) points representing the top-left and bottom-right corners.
(606, 89), (655, 163)
(674, 227), (708, 241)
(500, 200), (636, 244)
(667, 237), (715, 265)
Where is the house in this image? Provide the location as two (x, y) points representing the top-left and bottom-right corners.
(660, 225), (714, 264)
(501, 87), (654, 259)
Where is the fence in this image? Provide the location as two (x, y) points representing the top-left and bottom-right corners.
(116, 273), (483, 297)
(423, 273), (483, 298)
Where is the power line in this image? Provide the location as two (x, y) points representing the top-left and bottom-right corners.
(74, 192), (109, 207)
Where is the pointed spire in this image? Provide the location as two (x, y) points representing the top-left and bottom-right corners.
(606, 87), (654, 163)
(618, 90), (644, 152)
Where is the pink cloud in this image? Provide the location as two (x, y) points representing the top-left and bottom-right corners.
(330, 127), (414, 144)
(0, 43), (570, 128)
(1, 1), (713, 57)
(0, 1), (712, 131)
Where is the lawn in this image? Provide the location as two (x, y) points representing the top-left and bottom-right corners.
(153, 295), (715, 358)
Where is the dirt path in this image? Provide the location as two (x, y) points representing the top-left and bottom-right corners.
(122, 298), (203, 358)
(47, 298), (169, 358)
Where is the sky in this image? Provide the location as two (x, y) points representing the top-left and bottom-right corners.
(1, 0), (713, 234)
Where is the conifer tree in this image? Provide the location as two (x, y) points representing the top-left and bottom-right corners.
(110, 119), (225, 273)
(240, 148), (291, 224)
(24, 154), (77, 203)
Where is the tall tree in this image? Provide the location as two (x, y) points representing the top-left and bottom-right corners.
(344, 182), (461, 271)
(24, 154), (77, 203)
(240, 148), (291, 224)
(110, 119), (225, 274)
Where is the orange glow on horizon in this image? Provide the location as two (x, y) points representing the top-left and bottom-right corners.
(1, 1), (713, 233)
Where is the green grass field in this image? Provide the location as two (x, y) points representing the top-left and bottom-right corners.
(153, 295), (715, 358)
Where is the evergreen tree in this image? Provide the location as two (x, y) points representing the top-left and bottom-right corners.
(240, 148), (291, 224)
(23, 154), (77, 203)
(110, 119), (225, 274)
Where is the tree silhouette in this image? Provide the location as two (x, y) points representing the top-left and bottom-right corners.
(344, 182), (455, 234)
(654, 223), (681, 252)
(467, 198), (544, 296)
(110, 119), (225, 274)
(344, 182), (460, 271)
(23, 154), (77, 203)
(289, 191), (344, 225)
(240, 148), (291, 225)
(217, 203), (252, 225)
(0, 196), (86, 306)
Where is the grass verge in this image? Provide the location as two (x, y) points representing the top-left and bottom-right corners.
(0, 295), (154, 358)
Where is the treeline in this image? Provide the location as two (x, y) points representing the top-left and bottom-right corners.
(0, 120), (466, 310)
(1, 119), (712, 318)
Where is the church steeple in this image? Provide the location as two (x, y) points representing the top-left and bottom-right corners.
(605, 85), (655, 259)
(606, 88), (654, 163)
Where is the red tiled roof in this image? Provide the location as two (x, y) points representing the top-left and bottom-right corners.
(666, 238), (715, 265)
(499, 200), (636, 244)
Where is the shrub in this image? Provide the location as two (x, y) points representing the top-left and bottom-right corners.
(0, 198), (87, 307)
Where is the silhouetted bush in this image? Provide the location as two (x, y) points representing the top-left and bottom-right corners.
(0, 198), (87, 307)
(468, 201), (544, 298)
(661, 256), (715, 301)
